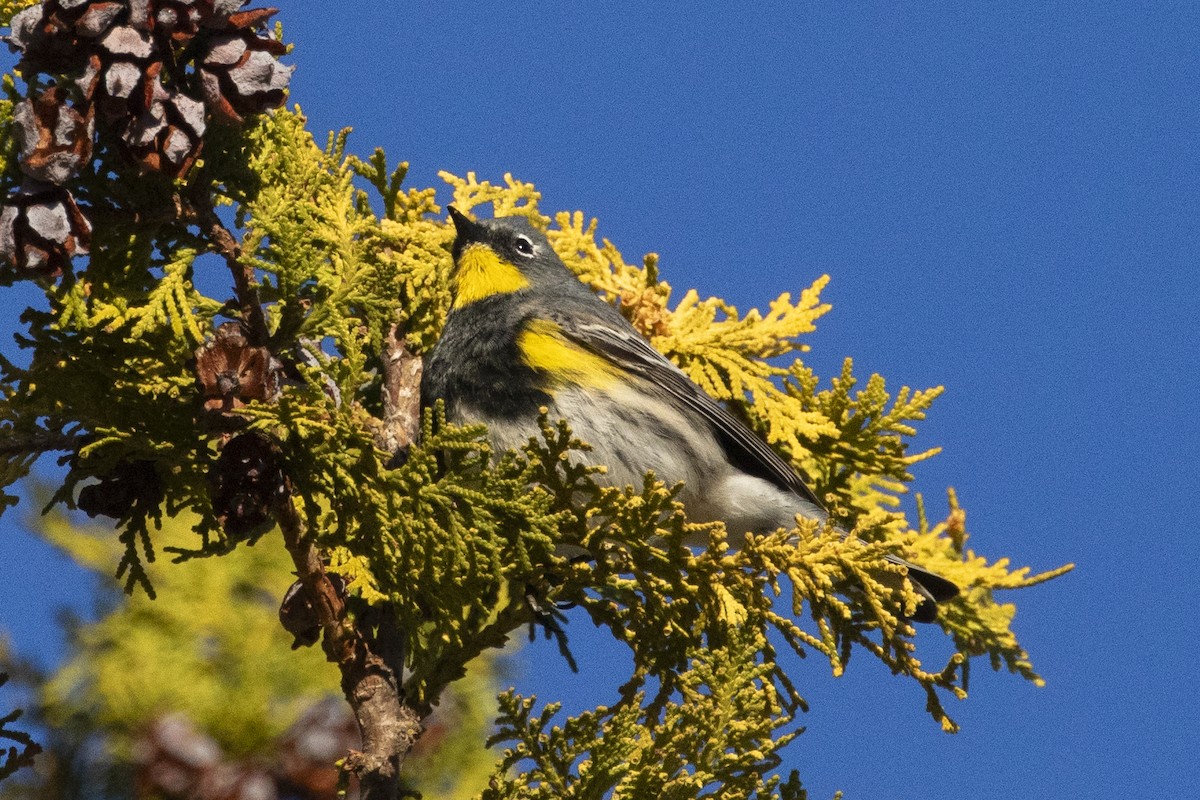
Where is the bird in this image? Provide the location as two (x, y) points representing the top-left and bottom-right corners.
(421, 207), (958, 621)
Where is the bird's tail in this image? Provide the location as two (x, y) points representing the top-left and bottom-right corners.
(885, 553), (959, 623)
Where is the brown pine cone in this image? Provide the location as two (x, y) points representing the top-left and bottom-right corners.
(193, 321), (283, 415)
(0, 180), (92, 279)
(208, 431), (286, 540)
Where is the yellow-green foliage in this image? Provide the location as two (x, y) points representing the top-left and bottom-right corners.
(0, 99), (1072, 798)
(37, 511), (343, 758)
(21, 510), (499, 799)
(484, 631), (807, 800)
(0, 1), (38, 28)
(0, 675), (37, 785)
(0, 92), (11, 185)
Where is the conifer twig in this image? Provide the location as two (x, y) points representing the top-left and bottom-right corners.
(184, 177), (271, 347)
(0, 674), (41, 781)
(374, 324), (423, 455)
(275, 489), (421, 799)
(186, 180), (422, 797)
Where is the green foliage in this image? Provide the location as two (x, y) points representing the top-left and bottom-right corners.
(0, 674), (40, 784)
(0, 15), (1072, 792)
(4, 509), (499, 799)
(37, 510), (341, 758)
(0, 1), (38, 29)
(483, 634), (807, 800)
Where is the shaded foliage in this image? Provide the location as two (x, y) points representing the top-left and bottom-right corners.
(0, 5), (1071, 796)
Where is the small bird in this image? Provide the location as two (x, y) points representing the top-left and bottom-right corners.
(422, 208), (958, 621)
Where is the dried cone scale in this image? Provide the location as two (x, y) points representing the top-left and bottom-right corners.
(1, 1), (293, 277)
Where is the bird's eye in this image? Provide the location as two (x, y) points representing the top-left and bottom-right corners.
(513, 236), (535, 257)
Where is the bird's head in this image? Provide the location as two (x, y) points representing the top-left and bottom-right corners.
(446, 206), (573, 309)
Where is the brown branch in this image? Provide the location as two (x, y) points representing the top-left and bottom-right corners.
(0, 430), (80, 458)
(373, 324), (423, 455)
(276, 492), (421, 800)
(183, 179), (271, 347)
(85, 194), (188, 228)
(185, 177), (422, 797)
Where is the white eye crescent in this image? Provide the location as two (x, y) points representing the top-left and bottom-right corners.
(513, 236), (535, 257)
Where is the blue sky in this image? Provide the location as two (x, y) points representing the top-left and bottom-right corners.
(3, 3), (1198, 798)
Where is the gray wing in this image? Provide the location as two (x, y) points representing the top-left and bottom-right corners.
(553, 312), (826, 511)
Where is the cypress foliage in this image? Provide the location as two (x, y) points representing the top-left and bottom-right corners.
(0, 3), (1071, 796)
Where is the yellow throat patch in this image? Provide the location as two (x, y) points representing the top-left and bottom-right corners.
(518, 320), (621, 389)
(452, 244), (529, 308)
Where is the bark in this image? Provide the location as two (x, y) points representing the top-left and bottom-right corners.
(195, 187), (422, 799)
(374, 324), (423, 455)
(276, 496), (420, 800)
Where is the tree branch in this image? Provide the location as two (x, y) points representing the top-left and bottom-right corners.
(275, 492), (421, 800)
(0, 430), (80, 458)
(186, 177), (423, 798)
(184, 178), (271, 347)
(373, 324), (423, 455)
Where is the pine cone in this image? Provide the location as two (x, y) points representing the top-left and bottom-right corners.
(142, 0), (203, 42)
(208, 431), (285, 540)
(275, 697), (359, 800)
(198, 21), (292, 124)
(196, 763), (279, 800)
(12, 85), (95, 185)
(0, 180), (92, 280)
(75, 458), (163, 519)
(278, 572), (347, 649)
(4, 1), (292, 175)
(2, 2), (293, 281)
(133, 714), (224, 799)
(120, 86), (207, 175)
(90, 21), (209, 176)
(193, 321), (283, 414)
(4, 2), (119, 74)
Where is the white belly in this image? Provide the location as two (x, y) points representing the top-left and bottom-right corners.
(456, 382), (826, 538)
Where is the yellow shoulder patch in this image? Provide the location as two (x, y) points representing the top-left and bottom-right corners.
(452, 244), (529, 308)
(518, 320), (621, 389)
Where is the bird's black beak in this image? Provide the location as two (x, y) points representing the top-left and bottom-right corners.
(447, 206), (486, 253)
